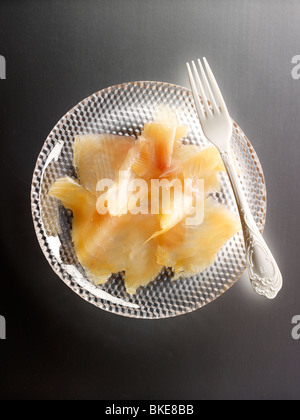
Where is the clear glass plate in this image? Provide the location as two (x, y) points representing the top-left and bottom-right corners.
(31, 81), (267, 319)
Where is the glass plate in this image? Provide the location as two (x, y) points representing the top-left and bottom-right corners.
(31, 81), (267, 319)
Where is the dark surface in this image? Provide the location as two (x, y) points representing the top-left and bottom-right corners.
(0, 0), (300, 400)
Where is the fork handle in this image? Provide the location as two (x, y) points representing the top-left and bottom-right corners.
(220, 149), (282, 299)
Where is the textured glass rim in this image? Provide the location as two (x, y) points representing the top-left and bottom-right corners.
(31, 81), (267, 319)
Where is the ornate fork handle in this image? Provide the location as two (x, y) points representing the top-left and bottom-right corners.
(220, 150), (282, 299)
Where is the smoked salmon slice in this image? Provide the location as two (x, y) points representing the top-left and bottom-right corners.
(49, 106), (240, 294)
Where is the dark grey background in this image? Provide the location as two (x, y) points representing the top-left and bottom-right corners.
(0, 0), (299, 400)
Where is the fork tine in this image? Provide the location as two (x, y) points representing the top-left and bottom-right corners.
(203, 57), (230, 116)
(197, 59), (219, 113)
(191, 60), (211, 117)
(186, 62), (205, 119)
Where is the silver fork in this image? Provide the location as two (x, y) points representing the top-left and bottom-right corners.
(186, 58), (282, 299)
